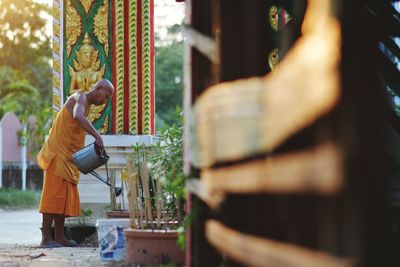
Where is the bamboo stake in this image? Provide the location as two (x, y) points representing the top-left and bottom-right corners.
(110, 169), (116, 210)
(137, 174), (144, 229)
(150, 162), (162, 229)
(127, 155), (137, 229)
(140, 159), (154, 228)
(155, 173), (162, 228)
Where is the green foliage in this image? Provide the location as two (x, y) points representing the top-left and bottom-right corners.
(0, 0), (52, 99)
(0, 73), (40, 119)
(0, 188), (40, 210)
(151, 107), (184, 200)
(78, 208), (93, 225)
(155, 25), (183, 128)
(128, 110), (185, 230)
(0, 0), (53, 159)
(25, 105), (53, 158)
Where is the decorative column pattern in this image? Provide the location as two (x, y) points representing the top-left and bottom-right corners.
(52, 0), (64, 115)
(112, 0), (154, 135)
(113, 0), (125, 134)
(128, 0), (139, 134)
(141, 0), (154, 135)
(54, 0), (154, 135)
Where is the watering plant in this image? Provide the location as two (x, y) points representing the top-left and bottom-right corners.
(124, 110), (186, 265)
(77, 208), (93, 225)
(126, 108), (185, 231)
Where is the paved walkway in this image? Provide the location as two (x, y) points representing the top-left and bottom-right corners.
(0, 209), (122, 266)
(0, 209), (42, 245)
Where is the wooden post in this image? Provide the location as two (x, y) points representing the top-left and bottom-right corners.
(140, 161), (153, 228)
(110, 169), (116, 210)
(127, 155), (137, 228)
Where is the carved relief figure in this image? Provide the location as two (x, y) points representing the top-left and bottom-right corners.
(69, 33), (106, 122)
(66, 0), (82, 57)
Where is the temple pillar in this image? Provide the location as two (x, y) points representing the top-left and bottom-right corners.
(52, 0), (155, 219)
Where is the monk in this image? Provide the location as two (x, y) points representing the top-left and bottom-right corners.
(37, 79), (114, 247)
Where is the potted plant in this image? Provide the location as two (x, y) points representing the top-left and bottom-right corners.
(67, 208), (97, 244)
(124, 112), (185, 265)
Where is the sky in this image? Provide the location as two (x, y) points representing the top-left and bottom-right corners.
(36, 0), (185, 41)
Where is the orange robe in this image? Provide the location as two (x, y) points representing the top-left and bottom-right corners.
(37, 105), (86, 216)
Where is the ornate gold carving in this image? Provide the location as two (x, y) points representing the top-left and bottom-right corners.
(52, 41), (60, 54)
(99, 115), (109, 134)
(66, 0), (82, 58)
(69, 33), (105, 92)
(114, 0), (125, 133)
(52, 4), (60, 20)
(268, 48), (279, 71)
(128, 0), (138, 134)
(81, 0), (94, 14)
(52, 94), (61, 107)
(142, 0), (152, 134)
(53, 76), (60, 89)
(69, 33), (106, 122)
(88, 103), (106, 122)
(53, 60), (61, 73)
(268, 5), (292, 31)
(53, 22), (60, 37)
(268, 6), (279, 31)
(94, 0), (109, 56)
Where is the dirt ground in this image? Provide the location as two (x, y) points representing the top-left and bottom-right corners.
(0, 244), (125, 267)
(0, 209), (126, 266)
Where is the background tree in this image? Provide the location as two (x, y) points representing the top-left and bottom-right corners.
(0, 0), (52, 102)
(155, 24), (183, 129)
(0, 0), (52, 159)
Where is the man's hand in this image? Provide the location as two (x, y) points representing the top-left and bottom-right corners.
(94, 133), (104, 153)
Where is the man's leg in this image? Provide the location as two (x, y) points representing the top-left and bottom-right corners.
(54, 215), (68, 245)
(40, 213), (55, 246)
(54, 215), (77, 246)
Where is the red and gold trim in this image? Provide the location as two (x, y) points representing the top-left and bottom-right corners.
(112, 0), (125, 134)
(141, 0), (153, 135)
(52, 0), (63, 115)
(128, 0), (139, 134)
(112, 0), (154, 135)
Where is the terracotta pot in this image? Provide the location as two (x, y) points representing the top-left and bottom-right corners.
(105, 210), (130, 218)
(124, 228), (185, 265)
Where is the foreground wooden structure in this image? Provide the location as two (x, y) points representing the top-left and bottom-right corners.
(183, 0), (396, 266)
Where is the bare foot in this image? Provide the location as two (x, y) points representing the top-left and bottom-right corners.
(55, 238), (79, 247)
(38, 240), (62, 248)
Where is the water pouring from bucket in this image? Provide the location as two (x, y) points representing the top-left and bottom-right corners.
(73, 143), (122, 197)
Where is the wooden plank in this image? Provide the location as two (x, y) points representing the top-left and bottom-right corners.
(191, 0), (342, 168)
(186, 179), (223, 208)
(205, 220), (354, 267)
(187, 142), (343, 208)
(182, 25), (219, 64)
(202, 142), (343, 196)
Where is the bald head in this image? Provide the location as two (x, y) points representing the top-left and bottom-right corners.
(88, 79), (114, 106)
(94, 79), (114, 94)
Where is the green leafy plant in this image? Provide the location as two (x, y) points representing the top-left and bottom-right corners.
(0, 188), (40, 210)
(78, 208), (93, 225)
(127, 107), (185, 232)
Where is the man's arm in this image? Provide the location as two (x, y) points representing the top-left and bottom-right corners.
(72, 94), (104, 149)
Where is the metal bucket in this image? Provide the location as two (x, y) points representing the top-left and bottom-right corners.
(73, 143), (109, 174)
(73, 143), (122, 197)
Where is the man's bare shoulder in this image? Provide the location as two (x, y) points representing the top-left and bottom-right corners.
(65, 93), (88, 113)
(65, 93), (88, 105)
